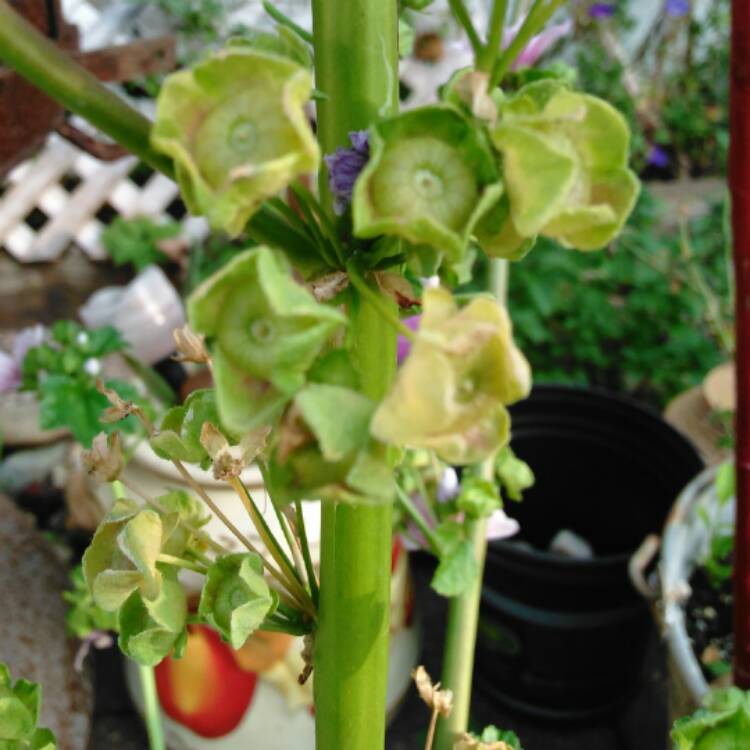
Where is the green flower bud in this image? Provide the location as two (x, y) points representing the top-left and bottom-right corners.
(150, 389), (236, 468)
(118, 569), (187, 667)
(153, 490), (210, 558)
(486, 82), (640, 252)
(352, 106), (503, 263)
(188, 246), (346, 434)
(152, 47), (319, 237)
(82, 499), (165, 611)
(199, 554), (277, 649)
(371, 288), (531, 465)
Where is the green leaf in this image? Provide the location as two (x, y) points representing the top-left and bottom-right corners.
(456, 476), (501, 519)
(496, 447), (535, 502)
(431, 521), (478, 597)
(198, 554), (277, 649)
(117, 510), (163, 600)
(101, 217), (179, 272)
(0, 665), (54, 748)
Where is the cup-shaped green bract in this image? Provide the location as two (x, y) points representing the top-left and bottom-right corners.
(371, 288), (531, 465)
(268, 383), (395, 505)
(486, 81), (640, 253)
(188, 246), (346, 434)
(150, 389), (238, 469)
(198, 554), (277, 650)
(154, 490), (210, 558)
(118, 568), (187, 667)
(352, 105), (503, 263)
(82, 498), (166, 612)
(671, 688), (750, 750)
(152, 47), (319, 237)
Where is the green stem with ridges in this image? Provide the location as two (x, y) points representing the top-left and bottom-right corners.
(0, 1), (172, 175)
(312, 3), (399, 747)
(433, 517), (489, 750)
(448, 0), (484, 58)
(477, 0), (509, 74)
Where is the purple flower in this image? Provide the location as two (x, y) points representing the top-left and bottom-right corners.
(589, 3), (616, 19)
(647, 144), (670, 169)
(503, 18), (572, 69)
(486, 509), (521, 541)
(0, 325), (44, 393)
(324, 130), (370, 215)
(666, 0), (690, 17)
(397, 315), (421, 365)
(74, 629), (114, 672)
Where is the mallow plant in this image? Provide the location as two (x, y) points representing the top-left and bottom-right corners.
(0, 0), (639, 748)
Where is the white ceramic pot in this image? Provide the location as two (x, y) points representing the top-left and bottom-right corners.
(658, 465), (732, 719)
(97, 444), (419, 749)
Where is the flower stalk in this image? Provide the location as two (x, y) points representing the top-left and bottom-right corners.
(311, 2), (399, 746)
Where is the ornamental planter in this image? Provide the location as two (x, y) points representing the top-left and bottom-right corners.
(658, 465), (728, 722)
(93, 444), (419, 749)
(475, 385), (703, 720)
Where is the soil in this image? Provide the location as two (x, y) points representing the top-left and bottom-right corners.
(685, 558), (734, 684)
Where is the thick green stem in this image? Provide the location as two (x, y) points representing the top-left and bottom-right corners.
(0, 1), (172, 175)
(138, 664), (166, 750)
(312, 5), (399, 747)
(477, 0), (509, 73)
(433, 517), (489, 750)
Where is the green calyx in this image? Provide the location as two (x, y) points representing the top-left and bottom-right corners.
(486, 81), (640, 253)
(671, 688), (750, 750)
(118, 568), (188, 667)
(371, 288), (531, 465)
(269, 383), (394, 505)
(82, 495), (203, 612)
(0, 665), (55, 750)
(352, 105), (503, 263)
(152, 46), (319, 237)
(150, 389), (235, 468)
(198, 553), (277, 649)
(188, 246), (346, 434)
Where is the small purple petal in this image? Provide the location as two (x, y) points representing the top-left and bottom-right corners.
(485, 509), (520, 541)
(502, 18), (572, 70)
(0, 351), (21, 393)
(666, 0), (690, 17)
(647, 144), (670, 168)
(397, 315), (421, 365)
(589, 3), (616, 19)
(324, 130), (370, 215)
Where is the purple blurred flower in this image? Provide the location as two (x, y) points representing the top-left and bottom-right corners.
(666, 0), (690, 17)
(647, 144), (670, 169)
(0, 325), (44, 393)
(589, 3), (616, 19)
(436, 467), (460, 503)
(74, 630), (114, 672)
(324, 130), (370, 215)
(397, 315), (421, 365)
(503, 17), (572, 69)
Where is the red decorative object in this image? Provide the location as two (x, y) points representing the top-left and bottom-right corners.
(730, 0), (750, 689)
(155, 626), (258, 738)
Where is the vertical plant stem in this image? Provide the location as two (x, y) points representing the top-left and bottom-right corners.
(312, 3), (399, 746)
(730, 0), (750, 689)
(295, 500), (320, 605)
(477, 0), (508, 74)
(433, 517), (489, 750)
(138, 664), (166, 750)
(0, 1), (173, 175)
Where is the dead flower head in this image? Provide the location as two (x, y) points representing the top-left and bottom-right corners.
(413, 665), (453, 718)
(96, 380), (147, 426)
(82, 431), (124, 482)
(173, 325), (210, 365)
(200, 422), (271, 481)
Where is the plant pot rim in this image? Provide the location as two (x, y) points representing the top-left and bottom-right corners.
(659, 464), (729, 706)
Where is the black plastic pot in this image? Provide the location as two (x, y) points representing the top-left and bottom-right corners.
(476, 385), (703, 721)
